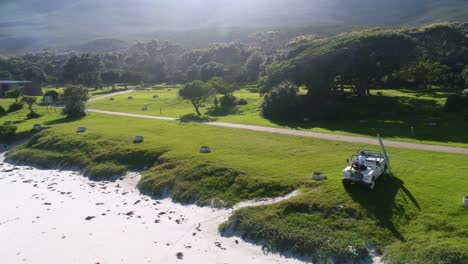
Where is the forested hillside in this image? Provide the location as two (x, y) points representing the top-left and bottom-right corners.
(0, 0), (466, 54)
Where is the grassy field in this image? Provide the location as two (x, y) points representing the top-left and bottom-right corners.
(1, 105), (467, 263)
(87, 85), (468, 148)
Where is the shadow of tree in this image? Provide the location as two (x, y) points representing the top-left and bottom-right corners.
(44, 117), (82, 126)
(206, 106), (242, 117)
(179, 113), (217, 123)
(266, 95), (468, 145)
(344, 174), (420, 241)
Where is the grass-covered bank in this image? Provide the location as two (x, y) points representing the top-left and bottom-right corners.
(2, 110), (468, 263)
(7, 132), (167, 179)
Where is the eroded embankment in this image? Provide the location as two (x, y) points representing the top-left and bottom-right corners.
(6, 131), (297, 207)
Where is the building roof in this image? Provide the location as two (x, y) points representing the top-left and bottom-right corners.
(0, 80), (32, 84)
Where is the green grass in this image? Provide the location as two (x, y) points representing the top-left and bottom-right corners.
(1, 106), (467, 263)
(87, 85), (468, 148)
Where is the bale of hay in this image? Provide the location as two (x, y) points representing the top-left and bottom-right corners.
(128, 96), (133, 100)
(141, 106), (148, 111)
(32, 124), (42, 131)
(200, 146), (211, 153)
(153, 95), (159, 99)
(133, 136), (144, 143)
(237, 98), (248, 105)
(464, 196), (468, 208)
(312, 172), (327, 181)
(76, 127), (86, 133)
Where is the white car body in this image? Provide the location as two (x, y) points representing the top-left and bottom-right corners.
(342, 152), (387, 190)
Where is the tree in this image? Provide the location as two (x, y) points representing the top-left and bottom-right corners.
(208, 77), (235, 96)
(462, 66), (468, 87)
(261, 81), (299, 120)
(5, 89), (22, 102)
(185, 64), (201, 82)
(398, 61), (450, 90)
(120, 71), (143, 88)
(179, 81), (215, 115)
(0, 70), (13, 80)
(62, 86), (89, 118)
(20, 96), (38, 118)
(208, 77), (237, 108)
(260, 31), (417, 97)
(63, 54), (103, 88)
(22, 66), (46, 85)
(101, 70), (121, 90)
(244, 51), (264, 82)
(200, 61), (224, 81)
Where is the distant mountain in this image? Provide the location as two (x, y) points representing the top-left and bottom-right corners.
(0, 0), (466, 54)
(69, 39), (129, 53)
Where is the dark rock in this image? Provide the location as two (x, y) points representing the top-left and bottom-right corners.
(176, 252), (184, 259)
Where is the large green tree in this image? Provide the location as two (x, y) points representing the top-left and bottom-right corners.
(62, 86), (90, 118)
(179, 81), (215, 115)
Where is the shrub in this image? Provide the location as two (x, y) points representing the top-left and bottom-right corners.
(261, 81), (300, 120)
(220, 94), (237, 108)
(43, 90), (60, 102)
(8, 102), (23, 113)
(445, 94), (468, 112)
(236, 98), (248, 105)
(0, 125), (17, 143)
(0, 105), (6, 116)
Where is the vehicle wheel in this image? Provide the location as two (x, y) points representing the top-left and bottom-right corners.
(368, 178), (376, 190)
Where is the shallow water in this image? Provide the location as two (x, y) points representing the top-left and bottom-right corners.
(0, 152), (307, 264)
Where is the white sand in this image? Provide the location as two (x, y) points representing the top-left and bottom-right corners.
(0, 152), (309, 264)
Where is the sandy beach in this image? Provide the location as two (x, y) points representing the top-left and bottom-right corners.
(0, 152), (308, 264)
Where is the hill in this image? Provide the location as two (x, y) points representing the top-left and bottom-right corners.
(0, 0), (466, 54)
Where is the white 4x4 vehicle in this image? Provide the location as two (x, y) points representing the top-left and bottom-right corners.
(342, 136), (393, 190)
(342, 151), (387, 190)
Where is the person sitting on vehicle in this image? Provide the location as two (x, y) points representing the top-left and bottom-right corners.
(352, 151), (367, 171)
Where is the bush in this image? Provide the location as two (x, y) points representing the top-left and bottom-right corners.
(220, 94), (237, 108)
(445, 94), (468, 112)
(236, 98), (248, 105)
(0, 105), (6, 116)
(8, 102), (23, 113)
(0, 125), (17, 143)
(43, 90), (60, 102)
(261, 81), (300, 120)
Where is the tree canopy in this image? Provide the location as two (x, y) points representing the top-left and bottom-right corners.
(260, 30), (417, 96)
(179, 81), (215, 115)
